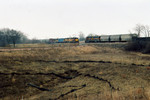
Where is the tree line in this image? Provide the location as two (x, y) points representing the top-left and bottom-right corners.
(0, 28), (49, 47)
(0, 28), (29, 47)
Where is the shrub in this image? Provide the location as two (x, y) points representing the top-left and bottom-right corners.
(125, 41), (145, 51)
(143, 43), (150, 53)
(125, 41), (150, 53)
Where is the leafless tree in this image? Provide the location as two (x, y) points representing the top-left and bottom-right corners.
(143, 25), (150, 37)
(10, 30), (21, 47)
(0, 28), (11, 44)
(132, 24), (150, 37)
(79, 31), (85, 41)
(0, 31), (7, 46)
(0, 28), (28, 47)
(88, 33), (97, 36)
(134, 24), (145, 37)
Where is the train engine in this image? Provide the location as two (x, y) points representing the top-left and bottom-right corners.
(49, 37), (79, 44)
(85, 36), (100, 43)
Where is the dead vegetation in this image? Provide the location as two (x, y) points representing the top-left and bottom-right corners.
(0, 44), (150, 100)
(125, 41), (150, 54)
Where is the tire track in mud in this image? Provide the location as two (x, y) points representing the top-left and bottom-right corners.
(38, 60), (146, 66)
(0, 70), (81, 80)
(13, 59), (147, 66)
(39, 60), (112, 63)
(13, 60), (112, 64)
(84, 74), (118, 90)
(0, 69), (118, 99)
(0, 70), (118, 91)
(0, 70), (81, 93)
(0, 70), (82, 98)
(48, 74), (118, 100)
(48, 73), (118, 100)
(51, 84), (86, 100)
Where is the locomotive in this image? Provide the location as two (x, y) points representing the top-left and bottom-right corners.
(49, 37), (79, 44)
(85, 34), (138, 43)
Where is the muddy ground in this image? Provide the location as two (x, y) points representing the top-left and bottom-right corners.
(0, 45), (150, 100)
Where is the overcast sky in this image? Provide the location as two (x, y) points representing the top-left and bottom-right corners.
(0, 0), (150, 39)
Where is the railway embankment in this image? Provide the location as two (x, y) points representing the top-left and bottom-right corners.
(85, 42), (128, 48)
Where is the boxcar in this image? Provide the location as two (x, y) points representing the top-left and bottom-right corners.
(110, 35), (121, 42)
(121, 34), (137, 42)
(100, 35), (110, 42)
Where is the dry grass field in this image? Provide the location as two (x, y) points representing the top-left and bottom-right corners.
(0, 44), (150, 100)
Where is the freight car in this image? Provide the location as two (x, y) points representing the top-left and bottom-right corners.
(85, 34), (138, 43)
(49, 37), (79, 44)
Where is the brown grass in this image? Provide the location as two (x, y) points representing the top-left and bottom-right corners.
(0, 44), (150, 100)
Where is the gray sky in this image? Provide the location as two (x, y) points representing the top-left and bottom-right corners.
(0, 0), (150, 39)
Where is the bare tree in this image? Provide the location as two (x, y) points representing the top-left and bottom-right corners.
(88, 33), (97, 36)
(134, 24), (145, 37)
(31, 38), (41, 44)
(0, 28), (28, 47)
(79, 31), (85, 41)
(143, 25), (150, 37)
(9, 29), (21, 47)
(0, 28), (11, 44)
(0, 31), (7, 46)
(132, 24), (150, 37)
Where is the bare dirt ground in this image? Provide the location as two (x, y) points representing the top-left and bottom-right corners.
(0, 44), (150, 100)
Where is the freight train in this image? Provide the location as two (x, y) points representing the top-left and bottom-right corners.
(85, 34), (138, 43)
(49, 37), (79, 44)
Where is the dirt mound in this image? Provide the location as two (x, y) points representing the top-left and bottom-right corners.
(60, 46), (99, 57)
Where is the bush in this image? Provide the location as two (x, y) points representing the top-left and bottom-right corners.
(125, 41), (150, 53)
(125, 41), (145, 51)
(143, 43), (150, 53)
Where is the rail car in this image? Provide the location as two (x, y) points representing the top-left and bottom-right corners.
(49, 37), (79, 44)
(85, 34), (138, 43)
